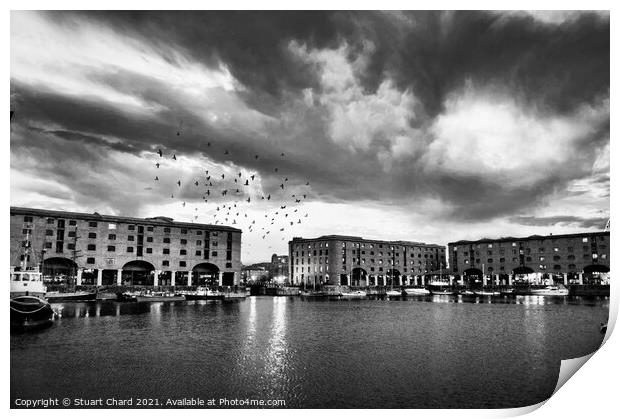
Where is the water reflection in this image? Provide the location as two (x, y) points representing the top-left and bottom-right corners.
(266, 297), (289, 386)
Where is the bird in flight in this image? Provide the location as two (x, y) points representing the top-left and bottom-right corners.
(157, 149), (163, 157)
(177, 180), (181, 187)
(154, 176), (159, 181)
(155, 163), (160, 168)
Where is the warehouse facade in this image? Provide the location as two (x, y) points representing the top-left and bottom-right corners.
(448, 231), (610, 285)
(288, 235), (446, 287)
(10, 207), (242, 287)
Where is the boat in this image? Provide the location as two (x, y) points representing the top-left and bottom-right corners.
(116, 292), (138, 302)
(300, 290), (326, 298)
(530, 286), (569, 296)
(460, 290), (475, 296)
(45, 290), (98, 302)
(432, 289), (455, 295)
(403, 287), (431, 295)
(474, 290), (500, 296)
(184, 287), (224, 300)
(134, 291), (186, 302)
(339, 290), (367, 299)
(10, 295), (55, 331)
(10, 268), (47, 298)
(386, 290), (403, 297)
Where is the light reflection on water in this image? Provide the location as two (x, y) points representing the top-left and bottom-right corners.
(11, 296), (608, 408)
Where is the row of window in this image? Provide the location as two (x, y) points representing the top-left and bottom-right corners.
(24, 216), (227, 236)
(82, 257), (233, 269)
(452, 236), (604, 251)
(462, 245), (604, 257)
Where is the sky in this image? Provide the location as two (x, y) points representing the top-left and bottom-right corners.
(10, 10), (610, 264)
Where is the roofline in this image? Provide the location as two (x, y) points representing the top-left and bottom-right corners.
(447, 231), (610, 246)
(10, 206), (242, 233)
(289, 234), (444, 248)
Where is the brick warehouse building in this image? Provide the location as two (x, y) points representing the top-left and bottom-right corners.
(288, 235), (446, 288)
(10, 207), (242, 287)
(448, 231), (610, 286)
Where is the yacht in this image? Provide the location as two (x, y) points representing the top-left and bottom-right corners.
(339, 290), (368, 299)
(530, 286), (569, 296)
(403, 287), (431, 295)
(10, 268), (54, 331)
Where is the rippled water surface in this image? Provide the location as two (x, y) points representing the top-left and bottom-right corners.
(11, 295), (608, 408)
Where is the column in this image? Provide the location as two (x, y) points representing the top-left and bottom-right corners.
(508, 274), (513, 286)
(346, 274), (351, 286)
(421, 276), (426, 286)
(153, 270), (159, 287)
(96, 269), (103, 287)
(482, 275), (488, 287)
(563, 273), (568, 286)
(495, 274), (500, 286)
(234, 271), (239, 286)
(171, 271), (176, 287)
(76, 268), (83, 286)
(187, 270), (192, 287)
(116, 269), (122, 286)
(578, 273), (584, 285)
(218, 272), (223, 287)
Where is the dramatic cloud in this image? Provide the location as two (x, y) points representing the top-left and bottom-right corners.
(10, 11), (610, 263)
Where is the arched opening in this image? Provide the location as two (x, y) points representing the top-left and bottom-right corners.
(512, 266), (535, 285)
(583, 264), (610, 285)
(463, 268), (483, 288)
(351, 267), (368, 287)
(42, 257), (77, 281)
(122, 260), (155, 287)
(386, 269), (401, 287)
(192, 262), (220, 287)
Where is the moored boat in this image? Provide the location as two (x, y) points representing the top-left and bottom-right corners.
(10, 295), (54, 332)
(339, 290), (367, 299)
(134, 292), (186, 302)
(45, 290), (98, 302)
(386, 290), (403, 297)
(184, 288), (224, 300)
(403, 287), (431, 295)
(530, 286), (569, 296)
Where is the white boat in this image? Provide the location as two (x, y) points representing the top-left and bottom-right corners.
(339, 290), (367, 299)
(10, 268), (47, 299)
(530, 286), (569, 296)
(474, 290), (500, 296)
(386, 290), (403, 297)
(403, 288), (430, 295)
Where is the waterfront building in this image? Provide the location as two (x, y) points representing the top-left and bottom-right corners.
(241, 265), (270, 283)
(448, 231), (610, 286)
(10, 207), (242, 287)
(288, 235), (446, 287)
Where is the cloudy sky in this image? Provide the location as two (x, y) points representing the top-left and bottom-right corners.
(10, 10), (610, 263)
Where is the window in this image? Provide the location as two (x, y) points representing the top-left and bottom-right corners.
(226, 262), (232, 268)
(196, 240), (202, 246)
(553, 265), (562, 270)
(69, 220), (76, 226)
(89, 221), (97, 227)
(57, 220), (65, 228)
(180, 239), (187, 245)
(106, 258), (115, 265)
(47, 218), (54, 224)
(179, 261), (186, 267)
(146, 236), (153, 243)
(146, 248), (152, 254)
(128, 225), (135, 231)
(107, 245), (115, 252)
(126, 247), (134, 252)
(88, 232), (97, 239)
(86, 257), (95, 264)
(128, 235), (135, 241)
(22, 228), (32, 235)
(45, 229), (54, 236)
(212, 251), (218, 257)
(163, 248), (170, 255)
(180, 249), (187, 255)
(108, 223), (116, 230)
(162, 260), (169, 267)
(44, 242), (52, 249)
(212, 241), (218, 247)
(23, 216), (33, 223)
(164, 227), (171, 233)
(163, 237), (170, 244)
(487, 258), (493, 263)
(108, 234), (116, 240)
(147, 226), (153, 232)
(196, 250), (201, 256)
(196, 231), (202, 235)
(582, 237), (588, 243)
(67, 243), (75, 250)
(568, 264), (576, 270)
(87, 244), (96, 251)
(181, 228), (188, 234)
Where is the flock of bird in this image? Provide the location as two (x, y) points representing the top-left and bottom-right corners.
(150, 129), (312, 248)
